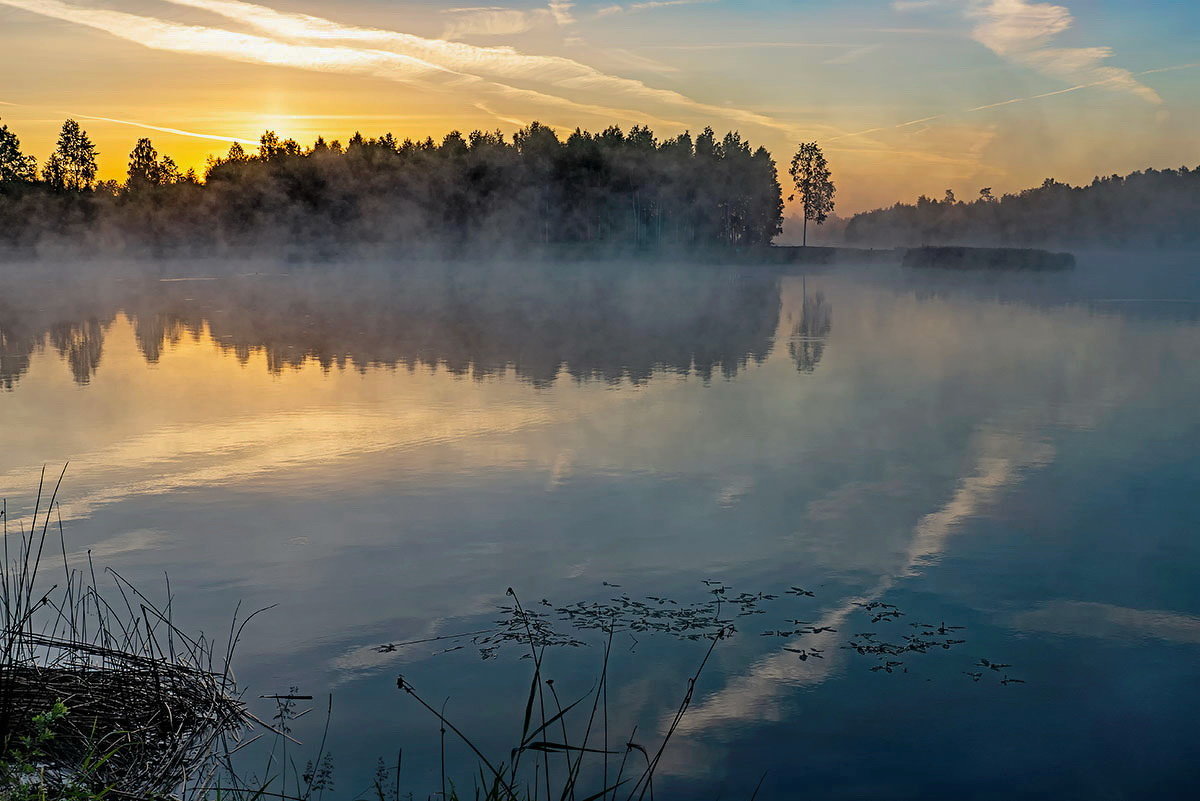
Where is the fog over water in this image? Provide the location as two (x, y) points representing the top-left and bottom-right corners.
(2, 255), (1199, 798)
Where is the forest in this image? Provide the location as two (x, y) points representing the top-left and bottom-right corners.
(0, 118), (784, 258)
(843, 167), (1200, 249)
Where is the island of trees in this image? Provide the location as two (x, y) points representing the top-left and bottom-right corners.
(0, 118), (786, 258)
(844, 169), (1200, 249)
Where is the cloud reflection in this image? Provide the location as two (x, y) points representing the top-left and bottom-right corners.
(1010, 601), (1200, 644)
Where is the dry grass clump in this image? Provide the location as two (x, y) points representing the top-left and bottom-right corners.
(1, 469), (256, 799)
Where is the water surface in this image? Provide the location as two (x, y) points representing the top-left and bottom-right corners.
(1, 257), (1198, 799)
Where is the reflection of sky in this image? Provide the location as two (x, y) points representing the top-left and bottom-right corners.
(1, 263), (1199, 795)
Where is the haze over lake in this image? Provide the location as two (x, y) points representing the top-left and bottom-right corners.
(2, 256), (1198, 798)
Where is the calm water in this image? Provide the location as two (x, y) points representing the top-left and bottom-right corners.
(2, 257), (1199, 799)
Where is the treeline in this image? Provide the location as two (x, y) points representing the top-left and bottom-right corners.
(844, 168), (1200, 249)
(0, 118), (783, 257)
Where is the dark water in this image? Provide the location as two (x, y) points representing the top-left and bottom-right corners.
(2, 256), (1199, 799)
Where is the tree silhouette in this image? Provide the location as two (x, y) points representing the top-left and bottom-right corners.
(788, 142), (835, 246)
(127, 138), (164, 189)
(41, 153), (66, 189)
(159, 156), (183, 184)
(0, 119), (37, 184)
(47, 119), (98, 192)
(0, 118), (786, 254)
(845, 166), (1200, 248)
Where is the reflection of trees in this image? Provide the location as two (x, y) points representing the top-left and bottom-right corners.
(49, 320), (107, 385)
(133, 314), (192, 365)
(788, 285), (832, 374)
(0, 291), (40, 390)
(0, 325), (34, 390)
(1, 269), (781, 388)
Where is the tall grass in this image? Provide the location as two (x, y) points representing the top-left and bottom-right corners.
(1, 469), (256, 799)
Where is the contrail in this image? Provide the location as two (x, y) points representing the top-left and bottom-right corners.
(71, 114), (258, 145)
(0, 100), (258, 145)
(828, 113), (947, 142)
(829, 61), (1200, 142)
(967, 62), (1200, 112)
(473, 102), (527, 129)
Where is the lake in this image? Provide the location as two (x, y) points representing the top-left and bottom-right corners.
(2, 255), (1198, 799)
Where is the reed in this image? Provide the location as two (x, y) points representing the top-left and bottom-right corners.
(1, 469), (257, 799)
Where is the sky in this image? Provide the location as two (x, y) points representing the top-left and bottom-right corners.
(0, 0), (1196, 212)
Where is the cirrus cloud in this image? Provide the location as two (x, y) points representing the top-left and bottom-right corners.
(156, 0), (795, 133)
(970, 0), (1161, 103)
(895, 0), (1161, 103)
(440, 6), (557, 40)
(0, 0), (804, 137)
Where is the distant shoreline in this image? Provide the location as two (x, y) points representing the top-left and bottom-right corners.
(0, 243), (1074, 271)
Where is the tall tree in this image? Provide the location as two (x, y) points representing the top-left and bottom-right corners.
(0, 119), (37, 184)
(41, 153), (66, 189)
(49, 119), (98, 191)
(159, 155), (182, 184)
(788, 142), (835, 246)
(127, 137), (163, 189)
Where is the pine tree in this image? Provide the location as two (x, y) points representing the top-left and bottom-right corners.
(41, 152), (66, 189)
(50, 119), (99, 191)
(127, 137), (163, 189)
(0, 119), (37, 183)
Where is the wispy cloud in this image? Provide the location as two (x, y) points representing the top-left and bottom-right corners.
(895, 0), (1162, 103)
(9, 0), (792, 137)
(440, 6), (556, 39)
(0, 0), (694, 132)
(830, 61), (1198, 142)
(155, 0), (794, 133)
(647, 41), (852, 51)
(595, 0), (715, 18)
(588, 47), (681, 75)
(890, 0), (946, 9)
(0, 0), (454, 83)
(822, 43), (882, 65)
(547, 0), (575, 25)
(973, 0), (1160, 103)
